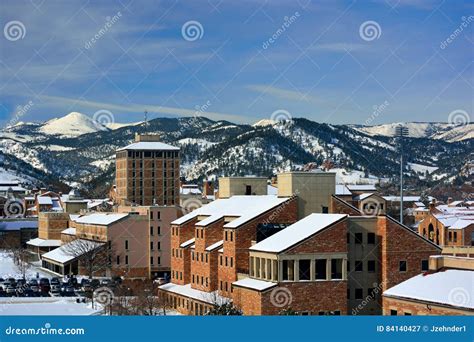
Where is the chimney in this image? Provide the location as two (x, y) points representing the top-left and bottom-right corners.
(429, 198), (436, 211)
(203, 180), (214, 197)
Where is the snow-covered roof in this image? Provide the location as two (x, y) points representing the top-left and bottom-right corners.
(180, 238), (195, 248)
(0, 297), (103, 316)
(61, 227), (76, 235)
(353, 193), (377, 201)
(0, 186), (27, 192)
(180, 185), (201, 195)
(26, 238), (61, 247)
(72, 213), (128, 225)
(172, 195), (290, 229)
(335, 184), (352, 196)
(117, 141), (179, 151)
(205, 240), (223, 251)
(346, 184), (376, 191)
(37, 196), (53, 205)
(232, 277), (277, 291)
(383, 269), (474, 310)
(250, 213), (347, 253)
(267, 184), (278, 195)
(159, 283), (229, 305)
(414, 202), (425, 207)
(42, 239), (104, 264)
(0, 220), (38, 231)
(383, 196), (435, 202)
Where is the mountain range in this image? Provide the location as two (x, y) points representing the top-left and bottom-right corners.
(0, 112), (472, 196)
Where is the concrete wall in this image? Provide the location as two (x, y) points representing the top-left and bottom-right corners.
(218, 177), (267, 198)
(278, 172), (335, 219)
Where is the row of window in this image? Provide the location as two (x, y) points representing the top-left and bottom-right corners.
(348, 232), (376, 244)
(390, 309), (412, 316)
(219, 255), (234, 268)
(149, 212), (161, 221)
(172, 248), (183, 258)
(166, 294), (209, 315)
(150, 226), (161, 235)
(192, 251), (208, 263)
(116, 255), (128, 265)
(192, 274), (209, 287)
(173, 270), (183, 280)
(150, 256), (161, 265)
(448, 231), (458, 242)
(126, 151), (179, 158)
(220, 280), (233, 293)
(348, 287), (379, 300)
(150, 241), (161, 250)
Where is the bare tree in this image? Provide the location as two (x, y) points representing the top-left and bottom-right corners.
(11, 247), (31, 279)
(62, 239), (111, 279)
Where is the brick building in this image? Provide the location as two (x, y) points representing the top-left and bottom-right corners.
(115, 134), (180, 206)
(160, 172), (441, 315)
(383, 255), (474, 315)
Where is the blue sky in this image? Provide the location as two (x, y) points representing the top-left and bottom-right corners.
(0, 0), (472, 126)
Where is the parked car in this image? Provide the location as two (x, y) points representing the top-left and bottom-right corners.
(90, 279), (100, 288)
(16, 279), (26, 287)
(81, 284), (92, 293)
(50, 277), (60, 285)
(28, 279), (38, 286)
(62, 286), (75, 297)
(23, 288), (36, 297)
(80, 278), (90, 286)
(50, 284), (61, 296)
(100, 279), (112, 286)
(5, 286), (16, 296)
(154, 277), (167, 285)
(39, 278), (50, 286)
(30, 285), (40, 293)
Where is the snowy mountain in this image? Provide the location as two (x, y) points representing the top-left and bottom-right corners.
(0, 114), (471, 196)
(351, 122), (473, 142)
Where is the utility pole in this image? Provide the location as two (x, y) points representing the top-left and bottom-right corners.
(144, 110), (148, 133)
(395, 125), (409, 225)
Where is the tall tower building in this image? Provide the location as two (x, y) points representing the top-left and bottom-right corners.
(115, 134), (180, 206)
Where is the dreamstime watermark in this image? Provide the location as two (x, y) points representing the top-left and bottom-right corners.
(5, 323), (85, 336)
(3, 20), (26, 41)
(4, 198), (25, 217)
(361, 200), (382, 216)
(448, 287), (470, 307)
(262, 190), (299, 225)
(84, 11), (122, 50)
(270, 287), (293, 308)
(365, 100), (389, 125)
(262, 12), (300, 49)
(93, 286), (114, 305)
(359, 20), (382, 41)
(181, 198), (203, 215)
(181, 20), (204, 41)
(448, 109), (470, 126)
(440, 16), (474, 49)
(5, 100), (34, 128)
(352, 281), (385, 315)
(92, 109), (115, 130)
(270, 109), (293, 124)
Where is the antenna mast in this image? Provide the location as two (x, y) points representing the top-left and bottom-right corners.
(144, 110), (148, 133)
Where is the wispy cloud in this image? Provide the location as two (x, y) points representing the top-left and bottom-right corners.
(246, 85), (324, 103)
(311, 42), (370, 52)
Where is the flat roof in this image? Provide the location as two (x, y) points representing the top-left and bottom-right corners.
(232, 277), (277, 291)
(26, 238), (61, 247)
(180, 238), (195, 248)
(159, 283), (229, 305)
(72, 213), (128, 226)
(205, 240), (223, 251)
(250, 213), (347, 253)
(383, 269), (474, 310)
(117, 141), (179, 151)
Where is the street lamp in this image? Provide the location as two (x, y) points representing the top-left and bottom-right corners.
(395, 126), (409, 224)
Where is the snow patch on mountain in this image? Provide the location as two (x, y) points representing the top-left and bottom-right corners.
(38, 112), (106, 137)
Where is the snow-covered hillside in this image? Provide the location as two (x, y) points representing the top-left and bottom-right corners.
(352, 122), (473, 142)
(38, 112), (107, 137)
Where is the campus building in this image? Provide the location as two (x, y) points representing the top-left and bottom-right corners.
(115, 134), (180, 206)
(160, 172), (441, 315)
(383, 255), (474, 315)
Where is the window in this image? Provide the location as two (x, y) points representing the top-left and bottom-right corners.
(116, 255), (120, 265)
(390, 309), (397, 316)
(355, 260), (363, 272)
(421, 259), (429, 271)
(150, 242), (154, 250)
(225, 231), (228, 241)
(347, 289), (350, 299)
(220, 255), (223, 265)
(192, 275), (195, 283)
(150, 257), (154, 265)
(158, 257), (161, 265)
(158, 226), (161, 235)
(282, 260), (294, 281)
(355, 233), (363, 244)
(150, 211), (153, 220)
(368, 288), (375, 298)
(367, 232), (375, 244)
(230, 257), (233, 267)
(355, 288), (363, 300)
(367, 260), (376, 273)
(125, 240), (129, 250)
(158, 242), (161, 250)
(347, 233), (350, 244)
(453, 232), (457, 242)
(299, 259), (311, 281)
(315, 259), (327, 280)
(331, 259), (343, 280)
(404, 312), (411, 316)
(125, 255), (129, 265)
(230, 231), (233, 242)
(157, 211), (161, 220)
(225, 257), (228, 267)
(399, 260), (407, 272)
(322, 206), (328, 213)
(150, 226), (154, 235)
(448, 231), (452, 241)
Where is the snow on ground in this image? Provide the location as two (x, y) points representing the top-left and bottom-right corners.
(408, 162), (438, 175)
(332, 168), (379, 185)
(0, 167), (29, 183)
(0, 297), (103, 316)
(0, 251), (50, 279)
